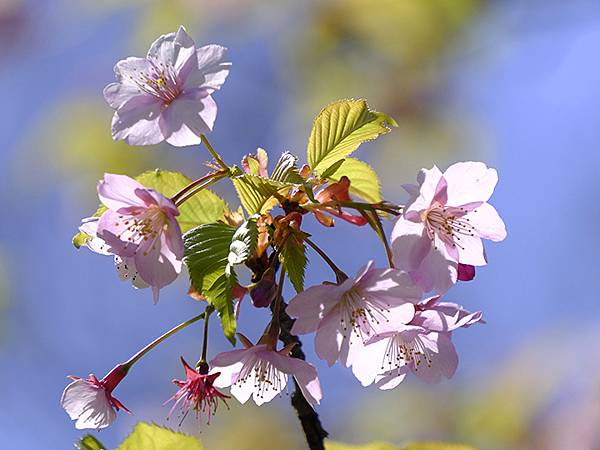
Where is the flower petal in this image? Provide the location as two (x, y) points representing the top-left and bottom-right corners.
(97, 174), (146, 211)
(111, 97), (165, 146)
(287, 283), (343, 335)
(443, 161), (498, 206)
(160, 90), (216, 146)
(464, 202), (507, 242)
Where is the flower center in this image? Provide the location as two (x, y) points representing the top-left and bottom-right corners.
(339, 289), (390, 340)
(234, 357), (287, 400)
(129, 61), (182, 104)
(381, 334), (433, 374)
(422, 203), (475, 249)
(115, 205), (168, 253)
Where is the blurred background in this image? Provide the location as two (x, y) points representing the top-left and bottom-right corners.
(1, 0), (600, 449)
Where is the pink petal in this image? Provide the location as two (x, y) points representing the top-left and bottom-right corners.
(111, 97), (165, 146)
(351, 338), (389, 387)
(405, 165), (443, 213)
(160, 90), (215, 146)
(464, 202), (507, 242)
(314, 310), (343, 367)
(184, 44), (231, 92)
(97, 174), (146, 211)
(287, 284), (345, 335)
(443, 161), (498, 206)
(277, 356), (322, 405)
(455, 234), (487, 266)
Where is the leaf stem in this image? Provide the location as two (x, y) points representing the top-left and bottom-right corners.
(174, 173), (229, 207)
(124, 313), (205, 368)
(171, 170), (228, 204)
(304, 237), (347, 283)
(200, 134), (229, 172)
(369, 211), (395, 269)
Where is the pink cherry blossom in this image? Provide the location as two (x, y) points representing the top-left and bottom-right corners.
(61, 364), (130, 430)
(96, 173), (184, 302)
(286, 262), (422, 367)
(392, 161), (506, 293)
(78, 218), (150, 290)
(165, 357), (229, 425)
(104, 26), (230, 147)
(210, 334), (322, 406)
(352, 296), (482, 389)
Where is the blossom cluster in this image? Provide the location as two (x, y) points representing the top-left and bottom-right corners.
(61, 26), (506, 434)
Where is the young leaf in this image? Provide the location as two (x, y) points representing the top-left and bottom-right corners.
(116, 422), (203, 450)
(326, 158), (382, 203)
(307, 99), (397, 173)
(184, 223), (237, 344)
(76, 434), (107, 450)
(137, 170), (228, 233)
(232, 174), (292, 215)
(279, 232), (307, 293)
(227, 216), (259, 270)
(271, 152), (305, 184)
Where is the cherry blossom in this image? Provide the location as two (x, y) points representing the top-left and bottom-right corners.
(210, 334), (322, 406)
(352, 296), (482, 389)
(166, 357), (229, 424)
(104, 26), (230, 146)
(96, 173), (184, 302)
(392, 161), (506, 293)
(61, 364), (130, 430)
(286, 262), (422, 367)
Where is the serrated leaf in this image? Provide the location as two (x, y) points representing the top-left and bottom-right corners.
(75, 434), (107, 450)
(319, 158), (346, 180)
(307, 99), (397, 173)
(232, 174), (292, 215)
(327, 158), (382, 203)
(279, 233), (307, 293)
(271, 152), (305, 184)
(184, 223), (237, 344)
(116, 422), (203, 450)
(136, 170), (228, 233)
(72, 231), (91, 249)
(227, 216), (259, 270)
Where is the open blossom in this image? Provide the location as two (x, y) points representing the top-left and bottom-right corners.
(352, 296), (482, 389)
(61, 364), (130, 430)
(104, 26), (230, 146)
(165, 358), (229, 424)
(210, 334), (322, 406)
(96, 173), (184, 302)
(78, 218), (150, 289)
(286, 262), (422, 367)
(392, 161), (506, 293)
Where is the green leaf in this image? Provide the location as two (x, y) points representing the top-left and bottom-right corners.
(271, 152), (305, 184)
(136, 170), (228, 233)
(327, 158), (382, 203)
(72, 231), (91, 249)
(319, 158), (346, 180)
(279, 232), (307, 293)
(184, 223), (237, 344)
(307, 99), (397, 173)
(227, 216), (259, 271)
(117, 422), (203, 450)
(75, 434), (107, 450)
(232, 174), (291, 215)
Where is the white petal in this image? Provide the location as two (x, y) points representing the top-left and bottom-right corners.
(443, 161), (498, 206)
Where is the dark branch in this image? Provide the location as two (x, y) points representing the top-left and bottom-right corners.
(272, 299), (329, 450)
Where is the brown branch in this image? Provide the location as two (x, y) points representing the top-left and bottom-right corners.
(271, 298), (328, 450)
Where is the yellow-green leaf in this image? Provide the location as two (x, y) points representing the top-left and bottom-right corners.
(136, 170), (228, 233)
(117, 422), (203, 450)
(307, 99), (397, 173)
(326, 158), (382, 203)
(76, 434), (107, 450)
(232, 174), (292, 215)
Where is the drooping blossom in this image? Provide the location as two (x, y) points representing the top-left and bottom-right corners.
(307, 176), (368, 227)
(392, 161), (506, 293)
(96, 173), (184, 302)
(104, 26), (230, 146)
(165, 357), (229, 424)
(77, 217), (149, 290)
(286, 262), (422, 367)
(352, 296), (482, 389)
(210, 334), (322, 406)
(61, 364), (130, 430)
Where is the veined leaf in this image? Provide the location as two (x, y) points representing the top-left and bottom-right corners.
(232, 174), (292, 215)
(184, 223), (237, 344)
(271, 152), (305, 184)
(327, 158), (382, 203)
(307, 99), (397, 173)
(227, 216), (259, 270)
(117, 422), (203, 450)
(279, 232), (307, 293)
(137, 170), (228, 233)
